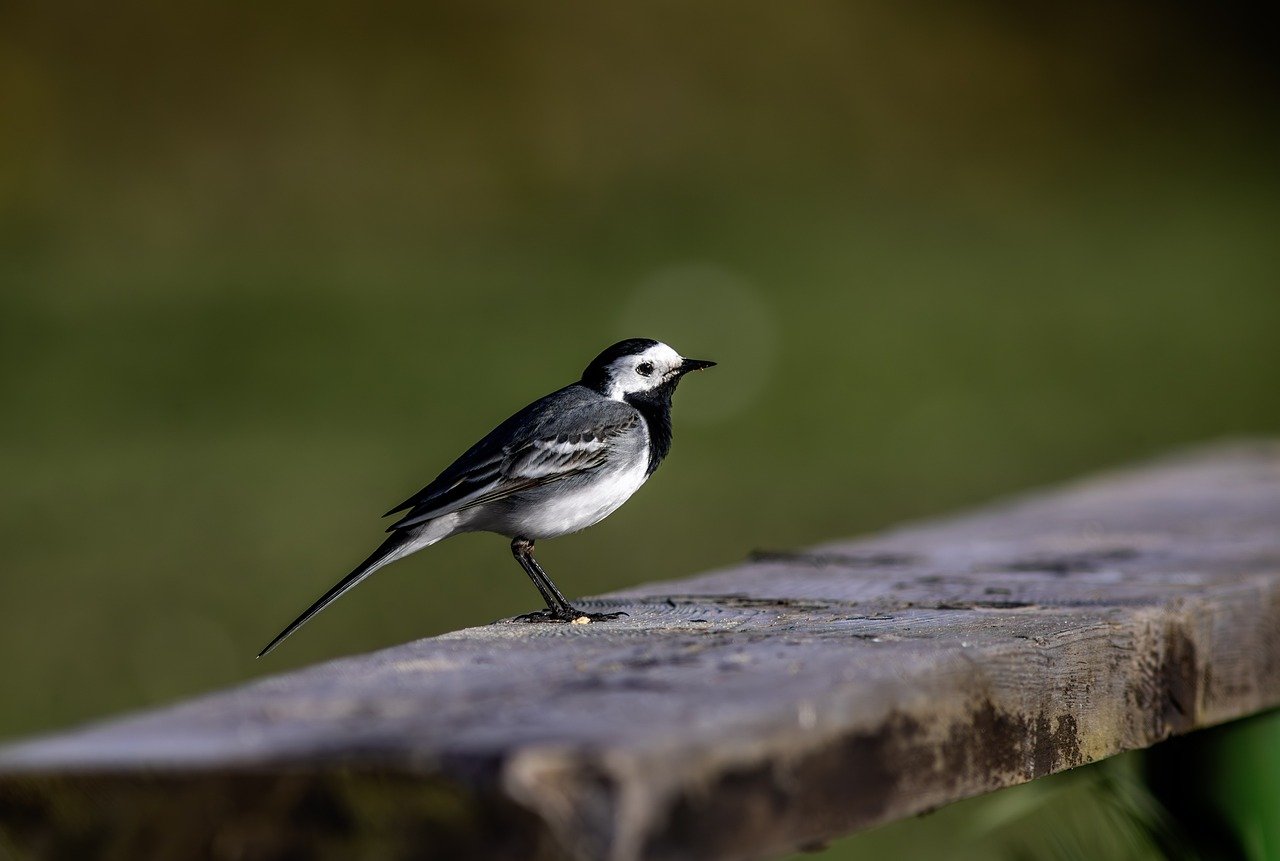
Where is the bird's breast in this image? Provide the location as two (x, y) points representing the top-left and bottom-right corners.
(506, 454), (651, 539)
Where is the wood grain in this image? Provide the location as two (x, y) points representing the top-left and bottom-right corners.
(2, 441), (1279, 861)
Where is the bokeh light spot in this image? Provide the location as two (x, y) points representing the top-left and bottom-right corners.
(618, 264), (778, 426)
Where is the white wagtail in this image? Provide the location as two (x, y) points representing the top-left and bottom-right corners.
(258, 338), (715, 656)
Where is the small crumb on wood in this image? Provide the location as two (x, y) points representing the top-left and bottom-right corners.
(572, 616), (591, 625)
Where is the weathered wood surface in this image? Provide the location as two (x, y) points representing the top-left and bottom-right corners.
(2, 441), (1280, 861)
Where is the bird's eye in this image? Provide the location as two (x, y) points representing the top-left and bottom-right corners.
(636, 362), (654, 377)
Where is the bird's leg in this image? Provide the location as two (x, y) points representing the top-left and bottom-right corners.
(511, 538), (573, 616)
(509, 538), (626, 623)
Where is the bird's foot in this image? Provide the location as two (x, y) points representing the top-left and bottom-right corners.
(512, 606), (628, 624)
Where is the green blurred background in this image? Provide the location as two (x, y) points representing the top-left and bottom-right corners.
(2, 2), (1278, 857)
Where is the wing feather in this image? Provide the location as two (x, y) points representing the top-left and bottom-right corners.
(386, 408), (638, 532)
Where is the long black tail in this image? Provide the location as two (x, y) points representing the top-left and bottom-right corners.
(257, 531), (416, 657)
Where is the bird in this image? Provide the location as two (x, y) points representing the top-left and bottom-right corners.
(257, 338), (715, 657)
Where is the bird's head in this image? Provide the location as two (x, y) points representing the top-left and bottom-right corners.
(581, 339), (716, 402)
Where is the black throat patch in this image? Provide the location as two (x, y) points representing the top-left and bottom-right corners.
(624, 381), (676, 475)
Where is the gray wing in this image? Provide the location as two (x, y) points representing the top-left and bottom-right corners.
(386, 391), (640, 532)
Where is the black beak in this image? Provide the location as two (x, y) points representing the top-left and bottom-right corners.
(678, 358), (716, 374)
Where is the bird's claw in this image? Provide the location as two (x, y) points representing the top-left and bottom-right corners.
(512, 607), (628, 624)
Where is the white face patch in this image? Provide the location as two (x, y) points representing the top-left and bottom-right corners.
(603, 342), (684, 399)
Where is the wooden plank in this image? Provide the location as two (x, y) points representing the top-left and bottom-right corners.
(2, 441), (1279, 861)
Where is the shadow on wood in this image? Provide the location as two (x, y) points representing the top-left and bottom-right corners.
(2, 440), (1279, 860)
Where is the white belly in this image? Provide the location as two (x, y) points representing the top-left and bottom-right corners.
(509, 457), (650, 539)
